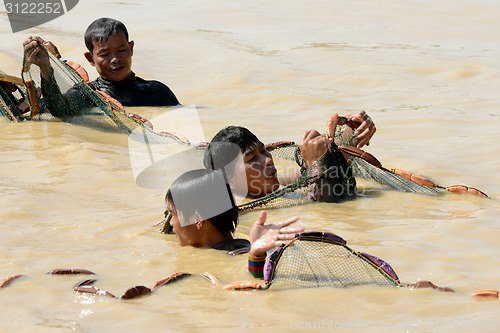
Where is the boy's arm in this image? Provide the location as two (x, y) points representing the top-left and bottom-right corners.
(24, 38), (96, 118)
(23, 36), (71, 117)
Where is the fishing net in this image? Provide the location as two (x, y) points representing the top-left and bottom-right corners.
(236, 140), (357, 213)
(263, 231), (401, 289)
(17, 42), (190, 148)
(242, 116), (490, 212)
(160, 122), (489, 233)
(160, 139), (358, 233)
(2, 43), (489, 234)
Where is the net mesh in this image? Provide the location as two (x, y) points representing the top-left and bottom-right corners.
(236, 139), (357, 213)
(349, 156), (443, 194)
(20, 43), (188, 147)
(264, 232), (401, 289)
(238, 124), (445, 216)
(1, 43), (489, 233)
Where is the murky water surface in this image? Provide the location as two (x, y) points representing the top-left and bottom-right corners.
(1, 1), (499, 332)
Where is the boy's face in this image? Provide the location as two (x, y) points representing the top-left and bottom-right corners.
(168, 204), (201, 247)
(84, 32), (134, 82)
(242, 142), (280, 198)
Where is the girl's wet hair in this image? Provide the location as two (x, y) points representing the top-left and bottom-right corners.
(203, 125), (262, 171)
(84, 17), (129, 53)
(165, 169), (238, 238)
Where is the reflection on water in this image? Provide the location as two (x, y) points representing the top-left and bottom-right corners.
(1, 0), (499, 331)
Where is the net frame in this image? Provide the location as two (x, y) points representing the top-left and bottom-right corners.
(263, 231), (402, 289)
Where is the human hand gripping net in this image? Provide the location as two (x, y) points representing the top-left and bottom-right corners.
(11, 42), (191, 149)
(324, 113), (490, 198)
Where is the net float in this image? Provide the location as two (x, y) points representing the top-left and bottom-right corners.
(121, 285), (152, 299)
(96, 90), (125, 112)
(128, 113), (153, 130)
(159, 130), (190, 145)
(469, 289), (499, 298)
(74, 285), (116, 298)
(47, 268), (96, 275)
(201, 272), (221, 287)
(65, 60), (89, 83)
(340, 145), (382, 168)
(445, 185), (489, 198)
(222, 280), (262, 291)
(0, 274), (25, 288)
(391, 168), (438, 188)
(152, 272), (192, 289)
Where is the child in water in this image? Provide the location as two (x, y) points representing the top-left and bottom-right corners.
(165, 170), (500, 298)
(165, 168), (302, 252)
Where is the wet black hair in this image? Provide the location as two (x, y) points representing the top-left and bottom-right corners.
(203, 126), (262, 171)
(84, 17), (129, 53)
(165, 169), (238, 238)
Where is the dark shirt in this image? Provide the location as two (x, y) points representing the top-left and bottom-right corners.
(41, 70), (179, 120)
(89, 73), (179, 107)
(211, 238), (250, 254)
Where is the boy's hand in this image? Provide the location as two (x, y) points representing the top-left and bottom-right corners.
(23, 36), (61, 80)
(249, 211), (303, 258)
(345, 110), (376, 148)
(299, 129), (328, 168)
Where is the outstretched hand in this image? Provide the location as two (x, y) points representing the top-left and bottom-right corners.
(345, 110), (376, 148)
(249, 211), (304, 258)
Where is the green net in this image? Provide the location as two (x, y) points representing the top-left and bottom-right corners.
(348, 156), (442, 194)
(264, 232), (401, 289)
(19, 43), (189, 147)
(160, 141), (358, 233)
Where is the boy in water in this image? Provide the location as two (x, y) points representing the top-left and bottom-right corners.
(23, 17), (179, 117)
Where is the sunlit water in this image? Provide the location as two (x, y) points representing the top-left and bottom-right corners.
(1, 1), (499, 332)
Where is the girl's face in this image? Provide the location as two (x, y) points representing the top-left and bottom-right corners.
(242, 142), (279, 198)
(168, 202), (201, 246)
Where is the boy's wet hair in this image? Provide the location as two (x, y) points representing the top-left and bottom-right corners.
(203, 126), (261, 171)
(84, 17), (129, 53)
(165, 169), (238, 238)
